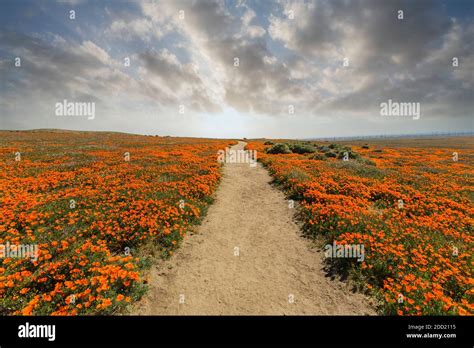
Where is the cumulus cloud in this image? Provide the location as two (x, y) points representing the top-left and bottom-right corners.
(0, 31), (133, 105)
(107, 18), (162, 41)
(136, 0), (473, 120)
(267, 0), (473, 119)
(137, 48), (220, 112)
(0, 0), (472, 137)
(139, 0), (312, 114)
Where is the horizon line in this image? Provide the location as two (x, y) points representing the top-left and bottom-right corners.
(1, 128), (473, 141)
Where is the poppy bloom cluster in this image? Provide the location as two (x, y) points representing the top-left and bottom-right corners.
(248, 140), (473, 315)
(0, 131), (229, 315)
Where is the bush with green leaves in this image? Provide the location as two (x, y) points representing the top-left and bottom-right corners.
(266, 143), (292, 154)
(310, 153), (326, 161)
(289, 143), (317, 154)
(336, 149), (361, 160)
(318, 146), (331, 153)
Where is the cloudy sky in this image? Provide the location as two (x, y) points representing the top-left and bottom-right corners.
(0, 0), (472, 138)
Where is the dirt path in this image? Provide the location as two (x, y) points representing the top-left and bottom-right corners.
(135, 141), (375, 315)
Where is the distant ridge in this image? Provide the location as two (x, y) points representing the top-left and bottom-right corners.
(1, 129), (472, 141)
(304, 131), (474, 141)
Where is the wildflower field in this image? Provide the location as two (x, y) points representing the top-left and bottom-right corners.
(1, 130), (472, 316)
(248, 138), (473, 315)
(0, 130), (229, 315)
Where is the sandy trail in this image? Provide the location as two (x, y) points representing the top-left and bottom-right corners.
(135, 141), (375, 315)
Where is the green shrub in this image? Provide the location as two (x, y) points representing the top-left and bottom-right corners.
(337, 150), (360, 160)
(338, 145), (353, 153)
(266, 143), (292, 154)
(289, 143), (316, 154)
(310, 153), (326, 160)
(319, 146), (331, 153)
